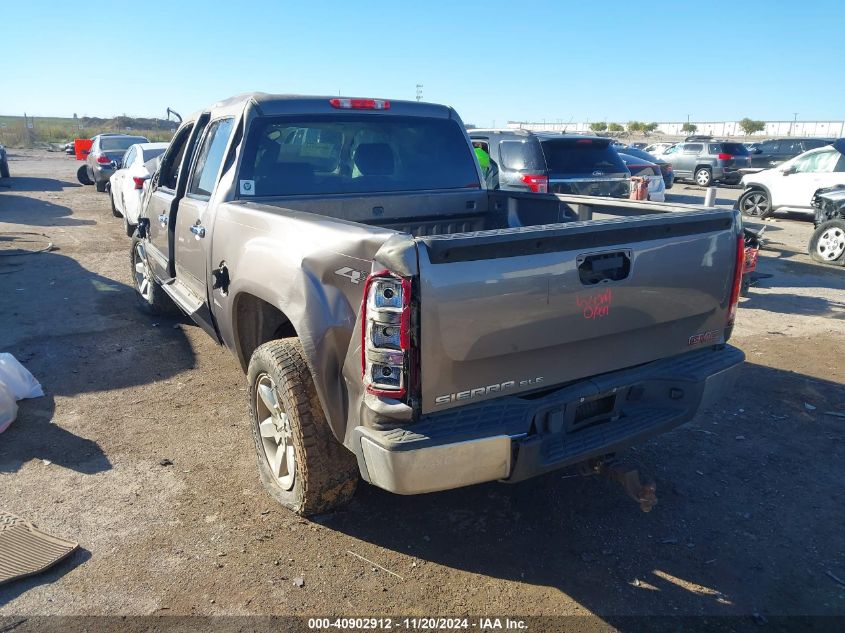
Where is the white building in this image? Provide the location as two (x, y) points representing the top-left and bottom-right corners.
(506, 120), (845, 138)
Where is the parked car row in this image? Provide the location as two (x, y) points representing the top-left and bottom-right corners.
(468, 130), (673, 201)
(72, 133), (168, 233)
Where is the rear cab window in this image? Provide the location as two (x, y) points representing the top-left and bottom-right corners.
(238, 115), (479, 197)
(540, 138), (627, 176)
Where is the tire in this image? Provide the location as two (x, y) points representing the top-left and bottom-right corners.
(130, 236), (178, 314)
(95, 180), (107, 193)
(0, 159), (9, 179)
(738, 188), (773, 219)
(109, 189), (122, 217)
(77, 165), (93, 185)
(248, 339), (359, 516)
(808, 220), (845, 266)
(694, 167), (712, 187)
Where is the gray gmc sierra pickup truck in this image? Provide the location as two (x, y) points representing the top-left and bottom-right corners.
(131, 93), (745, 515)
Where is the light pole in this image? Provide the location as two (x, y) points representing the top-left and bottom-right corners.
(790, 112), (798, 136)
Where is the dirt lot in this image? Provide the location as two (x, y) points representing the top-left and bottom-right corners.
(1, 150), (844, 626)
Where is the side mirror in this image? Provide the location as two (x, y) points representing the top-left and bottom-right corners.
(753, 148), (762, 154)
(782, 166), (796, 176)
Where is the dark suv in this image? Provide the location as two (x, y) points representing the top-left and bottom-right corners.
(468, 130), (630, 198)
(662, 141), (750, 186)
(749, 137), (834, 171)
(86, 133), (150, 192)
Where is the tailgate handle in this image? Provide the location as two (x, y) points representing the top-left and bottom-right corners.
(577, 250), (631, 285)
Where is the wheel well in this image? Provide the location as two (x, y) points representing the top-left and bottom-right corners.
(233, 293), (297, 371)
(695, 165), (712, 174)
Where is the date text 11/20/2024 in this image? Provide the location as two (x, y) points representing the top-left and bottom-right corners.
(307, 617), (529, 630)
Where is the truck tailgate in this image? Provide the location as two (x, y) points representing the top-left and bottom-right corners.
(416, 210), (738, 413)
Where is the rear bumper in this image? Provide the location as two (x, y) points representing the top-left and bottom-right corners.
(92, 164), (115, 183)
(716, 168), (743, 184)
(353, 346), (744, 495)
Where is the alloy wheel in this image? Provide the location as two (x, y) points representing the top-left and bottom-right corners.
(741, 192), (769, 217)
(255, 374), (296, 491)
(133, 243), (154, 302)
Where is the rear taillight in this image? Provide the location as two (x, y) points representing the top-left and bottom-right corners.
(718, 153), (733, 161)
(727, 233), (745, 327)
(96, 154), (111, 164)
(362, 271), (412, 399)
(521, 174), (548, 193)
(132, 177), (145, 190)
(662, 163), (673, 173)
(330, 98), (390, 110)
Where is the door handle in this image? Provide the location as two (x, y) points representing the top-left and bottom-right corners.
(190, 225), (206, 239)
(158, 213), (168, 227)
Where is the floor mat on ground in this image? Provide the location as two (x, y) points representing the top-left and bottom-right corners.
(0, 511), (78, 584)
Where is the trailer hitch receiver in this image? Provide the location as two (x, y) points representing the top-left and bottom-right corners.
(592, 460), (657, 512)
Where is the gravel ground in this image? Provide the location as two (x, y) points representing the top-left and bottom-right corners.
(1, 150), (844, 624)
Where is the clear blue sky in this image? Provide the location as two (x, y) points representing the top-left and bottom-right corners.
(5, 0), (844, 125)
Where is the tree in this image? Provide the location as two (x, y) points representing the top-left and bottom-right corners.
(739, 117), (765, 135)
(627, 121), (643, 133)
(643, 122), (659, 134)
(589, 122), (607, 132)
(607, 122), (624, 132)
(681, 122), (698, 134)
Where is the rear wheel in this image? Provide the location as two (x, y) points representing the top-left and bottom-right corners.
(738, 189), (772, 219)
(130, 236), (177, 314)
(248, 339), (359, 516)
(77, 165), (92, 185)
(0, 159), (9, 179)
(109, 189), (122, 217)
(694, 167), (712, 187)
(809, 220), (845, 266)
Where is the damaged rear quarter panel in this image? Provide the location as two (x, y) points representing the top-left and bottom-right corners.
(209, 200), (404, 442)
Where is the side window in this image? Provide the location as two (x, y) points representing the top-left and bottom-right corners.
(123, 147), (135, 168)
(761, 141), (779, 153)
(158, 124), (194, 190)
(803, 139), (827, 150)
(781, 140), (801, 154)
(189, 118), (235, 197)
(809, 151), (838, 173)
(683, 143), (703, 154)
(472, 140), (490, 153)
(835, 155), (845, 172)
(663, 144), (679, 155)
(789, 151), (836, 173)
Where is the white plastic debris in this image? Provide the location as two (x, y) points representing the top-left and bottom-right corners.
(0, 353), (44, 433)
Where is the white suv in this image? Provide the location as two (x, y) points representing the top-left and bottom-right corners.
(738, 144), (845, 219)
